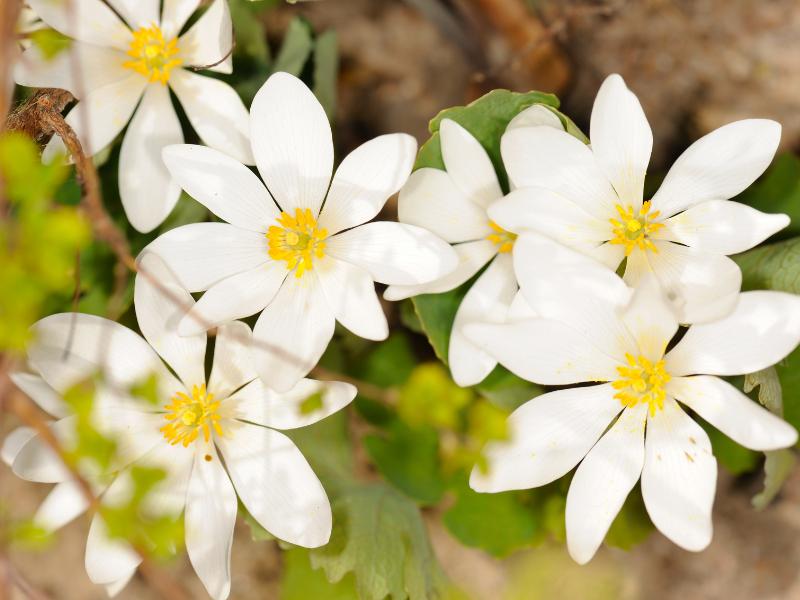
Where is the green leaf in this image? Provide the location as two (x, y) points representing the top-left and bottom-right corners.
(272, 17), (314, 76)
(354, 332), (416, 389)
(312, 30), (338, 120)
(736, 236), (800, 293)
(310, 484), (448, 600)
(364, 422), (446, 505)
(443, 483), (538, 557)
(286, 411), (355, 495)
(753, 449), (796, 510)
(415, 89), (561, 191)
(604, 487), (653, 550)
(701, 418), (759, 475)
(735, 153), (800, 240)
(239, 501), (275, 542)
(397, 363), (472, 430)
(29, 28), (71, 59)
(230, 0), (271, 65)
(281, 548), (358, 600)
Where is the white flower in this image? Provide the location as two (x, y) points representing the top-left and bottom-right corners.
(148, 72), (456, 392)
(4, 254), (355, 600)
(384, 106), (563, 386)
(17, 0), (253, 233)
(494, 73), (788, 324)
(465, 235), (800, 564)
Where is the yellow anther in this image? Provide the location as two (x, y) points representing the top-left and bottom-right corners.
(612, 353), (671, 416)
(160, 384), (223, 447)
(123, 24), (181, 84)
(267, 208), (328, 277)
(609, 201), (664, 256)
(486, 221), (517, 253)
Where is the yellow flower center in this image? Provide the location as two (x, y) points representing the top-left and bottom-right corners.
(160, 384), (223, 447)
(267, 208), (328, 278)
(486, 221), (517, 253)
(608, 201), (664, 256)
(123, 24), (181, 84)
(612, 353), (671, 416)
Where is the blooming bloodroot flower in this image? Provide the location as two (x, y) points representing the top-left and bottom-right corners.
(384, 106), (564, 386)
(494, 73), (788, 323)
(4, 254), (355, 599)
(17, 0), (253, 232)
(148, 71), (456, 392)
(465, 240), (800, 563)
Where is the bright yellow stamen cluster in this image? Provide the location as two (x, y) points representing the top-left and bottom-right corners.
(123, 24), (181, 84)
(612, 353), (671, 416)
(609, 201), (664, 256)
(486, 221), (517, 253)
(160, 384), (222, 447)
(267, 208), (328, 277)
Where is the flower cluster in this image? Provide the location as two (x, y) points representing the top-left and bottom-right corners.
(6, 2), (800, 597)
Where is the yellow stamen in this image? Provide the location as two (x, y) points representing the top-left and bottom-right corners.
(160, 384), (223, 447)
(486, 221), (517, 253)
(608, 201), (664, 256)
(612, 353), (671, 416)
(267, 208), (328, 277)
(123, 24), (181, 84)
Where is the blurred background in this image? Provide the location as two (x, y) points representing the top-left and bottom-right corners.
(4, 1), (800, 599)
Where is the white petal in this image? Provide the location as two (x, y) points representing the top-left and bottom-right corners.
(439, 119), (503, 209)
(641, 398), (716, 552)
(669, 376), (798, 451)
(625, 241), (742, 324)
(135, 253), (206, 388)
(146, 223), (269, 292)
(513, 232), (634, 362)
(397, 168), (491, 243)
(178, 261), (286, 335)
(170, 70), (252, 164)
(228, 378), (356, 429)
(383, 239), (495, 301)
(208, 321), (257, 399)
(26, 0), (132, 50)
(44, 75), (146, 160)
(667, 291), (800, 376)
(104, 570), (135, 598)
(464, 319), (622, 385)
(501, 126), (619, 220)
(589, 74), (652, 208)
(252, 276), (335, 392)
(217, 422), (331, 547)
(566, 403), (647, 564)
(506, 104), (564, 132)
(185, 443), (236, 600)
(319, 134), (417, 234)
(506, 291), (538, 321)
(162, 144), (278, 231)
(10, 372), (68, 418)
(34, 480), (89, 531)
(161, 0), (201, 39)
(29, 313), (168, 393)
(14, 43), (129, 97)
(85, 516), (141, 585)
(620, 275), (678, 362)
(177, 0), (232, 74)
(1, 427), (36, 467)
(652, 120), (781, 218)
(660, 200), (789, 255)
(13, 418), (75, 483)
(487, 187), (609, 244)
(470, 383), (623, 493)
(250, 72), (333, 215)
(592, 242), (626, 271)
(449, 254), (516, 387)
(315, 256), (387, 341)
(119, 83), (183, 233)
(107, 0), (159, 29)
(326, 222), (458, 286)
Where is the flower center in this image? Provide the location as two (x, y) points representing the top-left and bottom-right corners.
(486, 221), (517, 253)
(608, 201), (664, 256)
(612, 353), (671, 416)
(160, 384), (223, 447)
(267, 208), (328, 278)
(123, 24), (181, 84)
